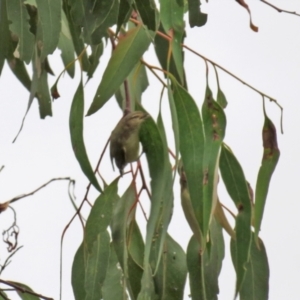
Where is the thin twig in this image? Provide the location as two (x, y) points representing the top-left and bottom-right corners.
(0, 246), (23, 275)
(261, 0), (300, 16)
(7, 177), (73, 204)
(0, 279), (53, 300)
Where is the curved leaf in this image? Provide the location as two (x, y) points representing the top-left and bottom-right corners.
(72, 242), (86, 300)
(201, 85), (226, 239)
(171, 81), (205, 244)
(85, 230), (110, 300)
(102, 243), (127, 300)
(138, 109), (173, 299)
(220, 144), (252, 298)
(85, 178), (118, 252)
(6, 0), (35, 63)
(187, 217), (225, 300)
(154, 234), (187, 300)
(254, 116), (280, 245)
(231, 234), (269, 300)
(87, 25), (152, 116)
(111, 183), (137, 299)
(135, 0), (157, 31)
(36, 0), (61, 60)
(69, 79), (102, 192)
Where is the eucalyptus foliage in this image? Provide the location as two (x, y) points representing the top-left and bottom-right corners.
(0, 0), (282, 299)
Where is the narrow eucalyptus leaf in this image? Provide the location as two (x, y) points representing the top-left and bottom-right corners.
(85, 231), (110, 300)
(87, 26), (152, 115)
(69, 80), (102, 192)
(72, 243), (86, 300)
(254, 116), (280, 244)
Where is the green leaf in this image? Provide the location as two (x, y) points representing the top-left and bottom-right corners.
(64, 2), (90, 72)
(159, 0), (185, 84)
(87, 42), (104, 80)
(135, 0), (157, 31)
(102, 243), (127, 300)
(127, 221), (144, 298)
(154, 24), (185, 86)
(85, 230), (110, 300)
(220, 144), (252, 298)
(69, 79), (102, 192)
(116, 0), (132, 34)
(8, 281), (40, 300)
(87, 25), (153, 115)
(171, 81), (205, 244)
(89, 0), (119, 45)
(231, 235), (269, 300)
(7, 57), (31, 91)
(36, 0), (61, 60)
(187, 0), (208, 27)
(58, 9), (75, 78)
(115, 61), (149, 111)
(201, 85), (226, 239)
(187, 218), (225, 300)
(154, 234), (187, 300)
(85, 178), (118, 252)
(6, 0), (35, 63)
(0, 291), (7, 300)
(216, 88), (228, 109)
(36, 63), (52, 118)
(138, 109), (173, 299)
(72, 242), (86, 300)
(111, 183), (142, 299)
(254, 115), (280, 244)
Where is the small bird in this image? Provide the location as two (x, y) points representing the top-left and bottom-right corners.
(110, 111), (149, 175)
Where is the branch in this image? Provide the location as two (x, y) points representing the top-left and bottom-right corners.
(0, 279), (53, 300)
(261, 0), (300, 17)
(6, 177), (74, 205)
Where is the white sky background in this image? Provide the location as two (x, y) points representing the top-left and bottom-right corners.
(0, 0), (300, 299)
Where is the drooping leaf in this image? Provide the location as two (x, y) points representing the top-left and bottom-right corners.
(220, 144), (252, 298)
(58, 9), (75, 78)
(36, 0), (61, 60)
(138, 108), (173, 299)
(231, 234), (269, 300)
(154, 24), (185, 86)
(68, 0), (118, 44)
(135, 0), (157, 31)
(127, 221), (144, 298)
(87, 42), (104, 80)
(87, 25), (153, 115)
(187, 0), (207, 27)
(153, 234), (187, 300)
(171, 80), (205, 244)
(235, 0), (258, 32)
(217, 88), (228, 109)
(63, 2), (90, 72)
(85, 179), (118, 252)
(187, 217), (225, 300)
(254, 115), (280, 245)
(201, 85), (226, 240)
(111, 183), (136, 299)
(7, 57), (31, 91)
(69, 79), (102, 192)
(6, 0), (35, 63)
(85, 230), (110, 300)
(116, 0), (132, 34)
(102, 243), (127, 300)
(0, 291), (7, 300)
(72, 242), (86, 300)
(159, 0), (185, 84)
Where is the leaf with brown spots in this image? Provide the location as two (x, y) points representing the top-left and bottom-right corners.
(254, 116), (280, 246)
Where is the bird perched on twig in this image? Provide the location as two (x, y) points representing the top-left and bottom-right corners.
(110, 111), (149, 175)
